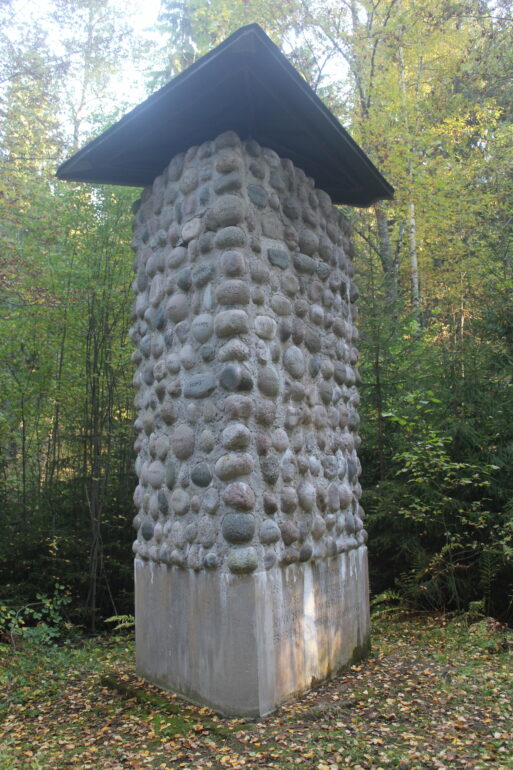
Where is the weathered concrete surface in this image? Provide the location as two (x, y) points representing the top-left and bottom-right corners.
(135, 546), (369, 716)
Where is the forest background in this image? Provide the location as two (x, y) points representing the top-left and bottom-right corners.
(0, 0), (512, 633)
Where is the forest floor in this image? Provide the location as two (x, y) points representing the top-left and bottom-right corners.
(0, 613), (512, 769)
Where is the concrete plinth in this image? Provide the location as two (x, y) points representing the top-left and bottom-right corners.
(135, 546), (369, 716)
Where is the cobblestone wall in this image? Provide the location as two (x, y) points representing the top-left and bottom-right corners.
(129, 130), (366, 577)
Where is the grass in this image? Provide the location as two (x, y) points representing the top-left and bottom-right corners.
(0, 613), (511, 769)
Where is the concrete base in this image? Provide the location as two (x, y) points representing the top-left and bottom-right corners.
(134, 546), (370, 716)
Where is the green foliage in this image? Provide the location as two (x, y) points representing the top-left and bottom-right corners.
(0, 583), (71, 645)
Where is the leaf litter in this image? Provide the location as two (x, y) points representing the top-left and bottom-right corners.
(0, 614), (511, 769)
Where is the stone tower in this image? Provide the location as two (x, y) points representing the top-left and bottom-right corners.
(58, 24), (393, 717)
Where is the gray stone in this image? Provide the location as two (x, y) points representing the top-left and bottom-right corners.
(215, 309), (249, 337)
(221, 423), (251, 449)
(227, 546), (258, 574)
(172, 424), (195, 459)
(158, 490), (169, 514)
(141, 519), (154, 541)
(254, 399), (277, 426)
(167, 294), (189, 323)
(214, 171), (243, 194)
(279, 521), (299, 545)
(267, 248), (289, 269)
(183, 373), (216, 399)
(147, 461), (164, 489)
(260, 454), (280, 485)
(203, 552), (219, 569)
(170, 489), (190, 516)
(198, 517), (217, 548)
(293, 253), (316, 274)
(298, 229), (319, 256)
(223, 482), (255, 510)
(283, 346), (305, 379)
(215, 452), (254, 480)
(222, 513), (255, 544)
(191, 462), (212, 487)
(165, 461), (177, 489)
(202, 487), (219, 515)
(281, 487), (298, 513)
(304, 326), (322, 353)
(248, 185), (267, 208)
(191, 314), (214, 343)
(216, 280), (250, 306)
(192, 264), (216, 288)
(263, 493), (278, 514)
(212, 195), (245, 226)
(270, 294), (292, 316)
(299, 543), (313, 562)
(224, 395), (253, 420)
(221, 250), (246, 277)
(297, 482), (316, 512)
(219, 364), (253, 392)
(255, 315), (277, 340)
(218, 339), (250, 361)
(214, 227), (246, 250)
(257, 366), (280, 397)
(260, 519), (281, 544)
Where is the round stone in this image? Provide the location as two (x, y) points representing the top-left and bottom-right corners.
(219, 364), (253, 392)
(198, 517), (217, 548)
(147, 461), (164, 489)
(191, 462), (212, 487)
(299, 543), (313, 562)
(272, 429), (289, 452)
(215, 452), (254, 480)
(260, 454), (280, 485)
(227, 547), (258, 574)
(328, 482), (341, 512)
(339, 484), (352, 509)
(304, 326), (321, 353)
(297, 481), (316, 512)
(170, 489), (190, 516)
(141, 520), (154, 541)
(221, 423), (251, 449)
(223, 482), (255, 510)
(158, 490), (169, 515)
(281, 487), (298, 513)
(191, 314), (214, 343)
(222, 513), (255, 544)
(165, 462), (177, 489)
(263, 493), (278, 514)
(166, 293), (189, 323)
(203, 552), (219, 569)
(270, 294), (292, 316)
(212, 195), (245, 226)
(192, 263), (216, 288)
(260, 519), (281, 544)
(257, 366), (280, 397)
(311, 516), (326, 540)
(202, 487), (219, 515)
(279, 521), (299, 545)
(255, 399), (277, 426)
(221, 250), (246, 277)
(172, 424), (195, 459)
(216, 280), (250, 306)
(255, 315), (277, 340)
(283, 346), (305, 379)
(199, 429), (215, 453)
(224, 395), (253, 419)
(214, 226), (246, 250)
(185, 522), (198, 544)
(214, 309), (249, 337)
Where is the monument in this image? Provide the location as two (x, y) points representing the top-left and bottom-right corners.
(58, 24), (393, 716)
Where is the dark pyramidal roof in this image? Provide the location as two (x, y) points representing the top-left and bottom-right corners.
(57, 24), (393, 207)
